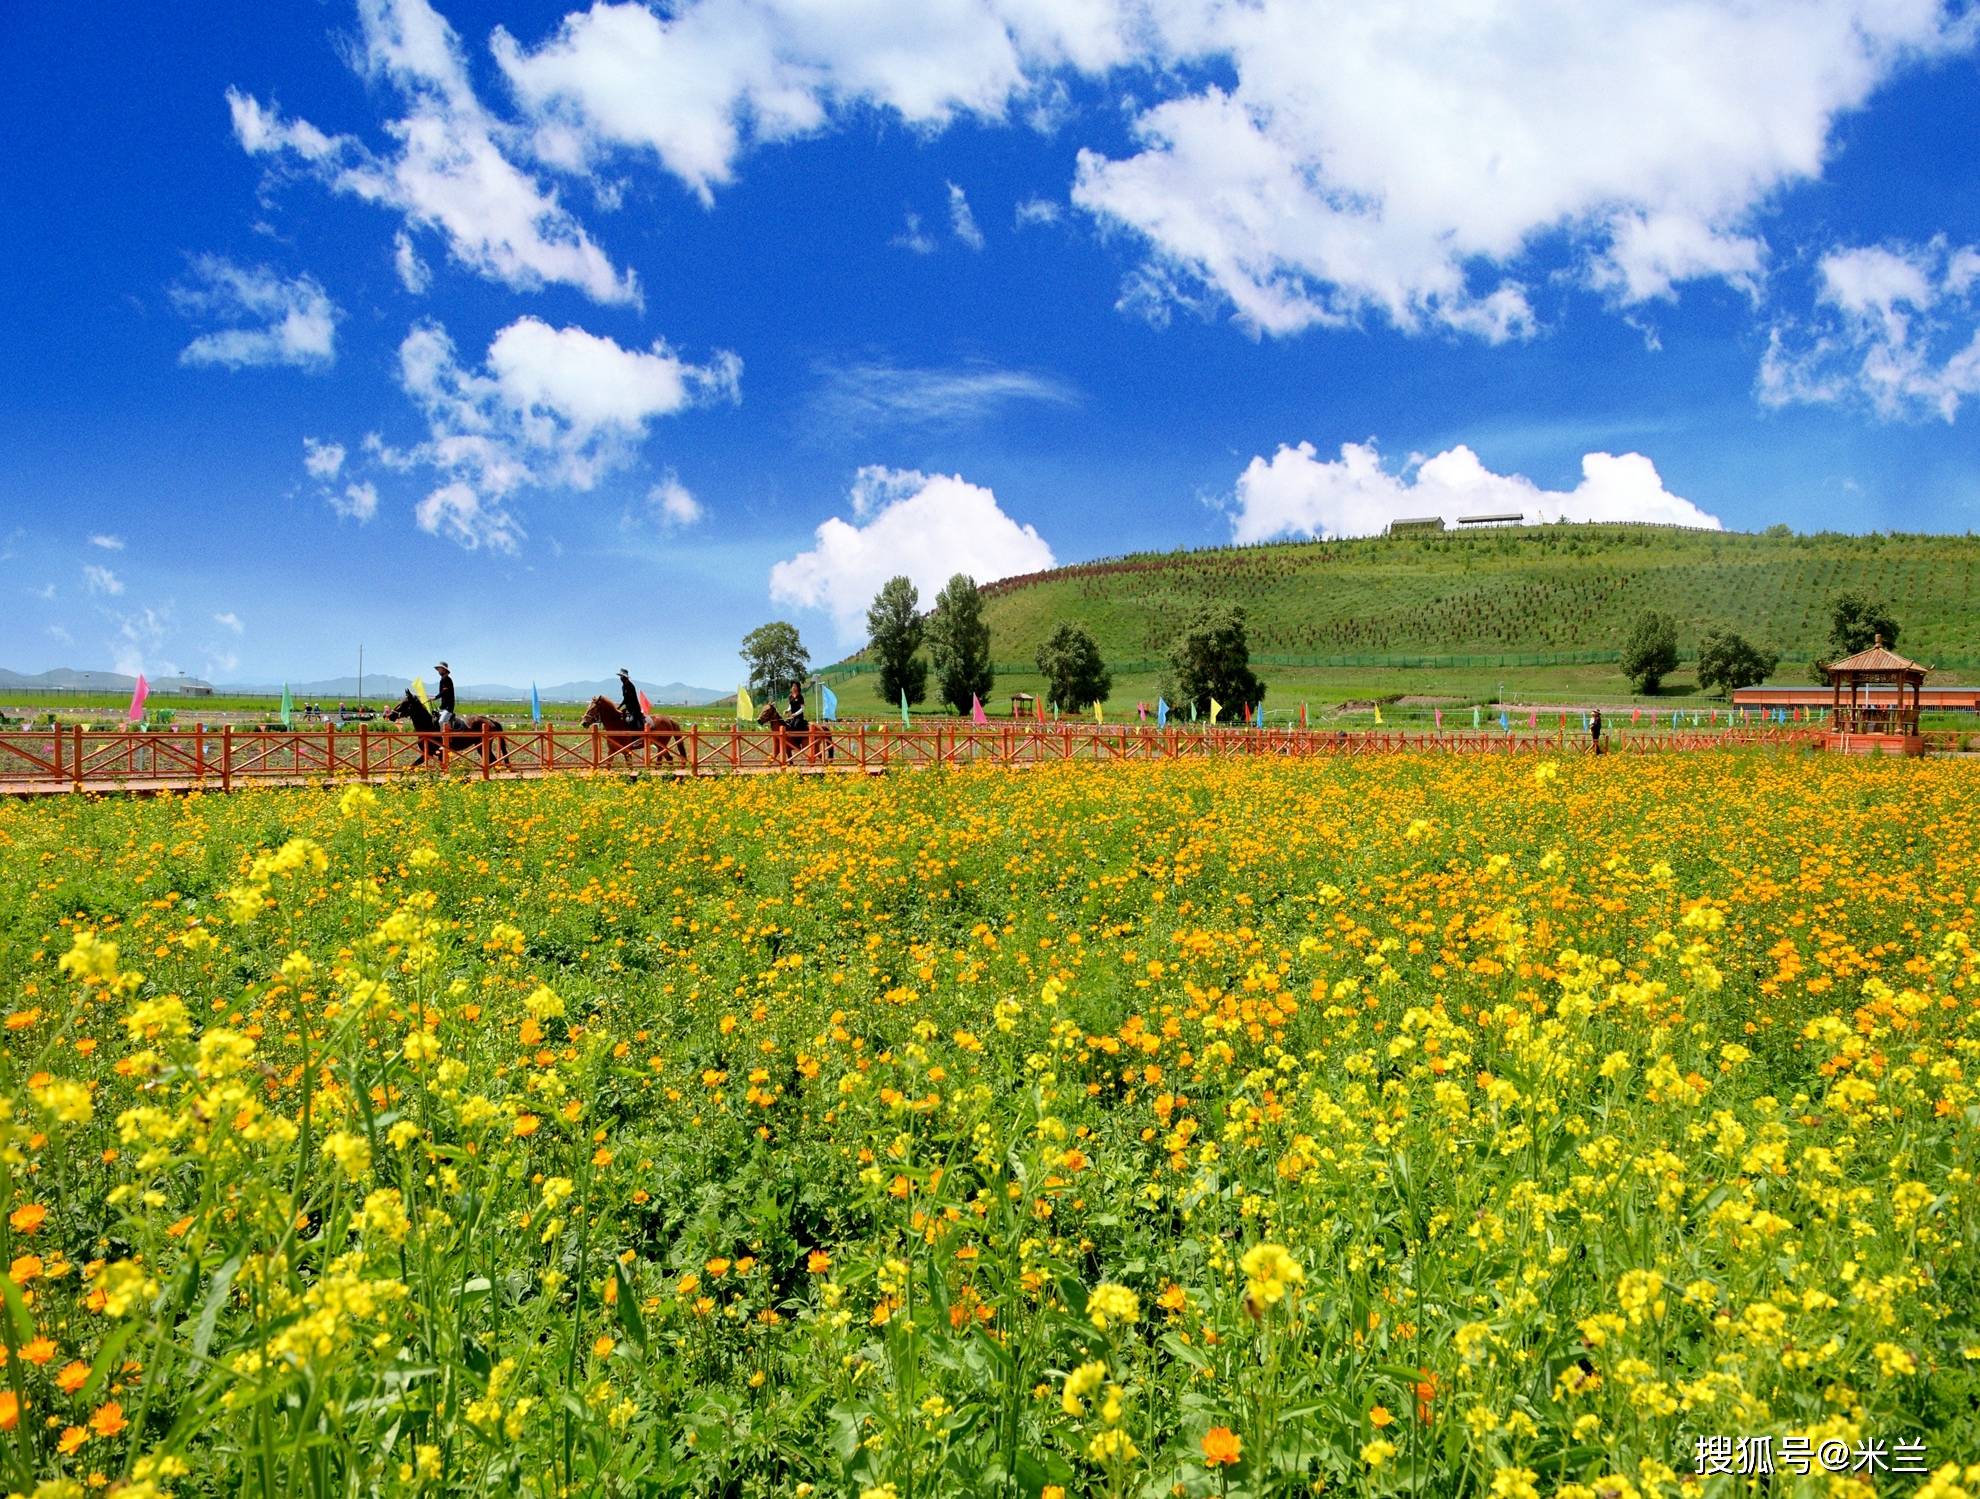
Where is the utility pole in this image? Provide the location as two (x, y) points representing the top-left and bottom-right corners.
(359, 644), (364, 711)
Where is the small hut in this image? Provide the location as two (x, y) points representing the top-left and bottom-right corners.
(1824, 635), (1928, 756)
(1010, 692), (1037, 720)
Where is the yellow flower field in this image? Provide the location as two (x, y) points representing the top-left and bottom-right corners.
(1, 754), (1978, 1498)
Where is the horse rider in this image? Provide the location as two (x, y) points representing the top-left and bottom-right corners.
(783, 680), (809, 737)
(617, 668), (645, 730)
(434, 662), (456, 731)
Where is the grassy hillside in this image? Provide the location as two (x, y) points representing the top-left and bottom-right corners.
(824, 524), (1980, 715)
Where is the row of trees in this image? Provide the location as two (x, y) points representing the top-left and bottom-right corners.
(741, 578), (1271, 719)
(751, 575), (1903, 714)
(1620, 590), (1901, 695)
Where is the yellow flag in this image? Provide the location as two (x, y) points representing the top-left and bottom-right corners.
(736, 685), (755, 722)
(1373, 703), (1383, 724)
(411, 675), (430, 707)
(1093, 701), (1104, 725)
(1209, 698), (1222, 724)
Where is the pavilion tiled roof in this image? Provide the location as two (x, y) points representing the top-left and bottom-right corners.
(1825, 639), (1928, 676)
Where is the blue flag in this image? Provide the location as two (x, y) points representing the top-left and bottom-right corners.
(900, 689), (910, 727)
(1499, 710), (1509, 731)
(1156, 697), (1169, 728)
(530, 682), (542, 724)
(821, 683), (838, 721)
(1473, 705), (1481, 729)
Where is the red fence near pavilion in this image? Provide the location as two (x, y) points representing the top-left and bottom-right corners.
(0, 721), (1832, 797)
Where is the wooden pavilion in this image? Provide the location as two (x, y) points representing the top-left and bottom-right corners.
(1824, 635), (1928, 756)
(1010, 692), (1037, 720)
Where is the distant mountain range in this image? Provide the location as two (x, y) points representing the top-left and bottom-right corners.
(0, 667), (726, 706)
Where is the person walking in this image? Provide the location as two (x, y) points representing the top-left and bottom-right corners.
(1590, 706), (1604, 755)
(434, 662), (456, 731)
(617, 668), (645, 730)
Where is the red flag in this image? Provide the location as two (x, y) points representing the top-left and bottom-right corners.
(126, 673), (150, 722)
(638, 690), (654, 715)
(1631, 707), (1640, 723)
(1034, 696), (1044, 724)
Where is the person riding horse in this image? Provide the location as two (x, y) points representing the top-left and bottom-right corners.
(782, 681), (808, 737)
(434, 663), (456, 731)
(618, 668), (644, 730)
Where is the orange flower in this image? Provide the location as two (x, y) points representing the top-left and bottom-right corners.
(807, 1250), (831, 1274)
(89, 1401), (128, 1438)
(1202, 1426), (1242, 1467)
(1370, 1404), (1395, 1428)
(513, 1114), (540, 1138)
(21, 1337), (56, 1366)
(8, 1204), (47, 1234)
(57, 1425), (88, 1455)
(8, 1254), (43, 1285)
(55, 1361), (89, 1394)
(0, 1391), (18, 1432)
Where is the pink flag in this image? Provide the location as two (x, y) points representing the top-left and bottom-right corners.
(1527, 709), (1536, 729)
(638, 689), (654, 715)
(126, 673), (150, 722)
(970, 694), (987, 726)
(1434, 707), (1443, 729)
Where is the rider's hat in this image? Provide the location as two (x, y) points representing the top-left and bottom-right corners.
(435, 662), (449, 673)
(618, 667), (630, 677)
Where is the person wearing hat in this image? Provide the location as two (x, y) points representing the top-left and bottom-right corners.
(617, 668), (645, 731)
(433, 662), (456, 731)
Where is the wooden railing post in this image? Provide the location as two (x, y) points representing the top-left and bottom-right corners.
(193, 723), (206, 780)
(360, 725), (370, 781)
(221, 726), (233, 793)
(72, 724), (84, 791)
(480, 722), (491, 781)
(326, 723), (336, 782)
(592, 725), (601, 772)
(688, 725), (700, 776)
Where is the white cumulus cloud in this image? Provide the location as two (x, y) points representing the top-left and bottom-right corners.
(1760, 238), (1980, 421)
(491, 0), (1135, 204)
(334, 482), (381, 522)
(381, 315), (739, 550)
(947, 181), (984, 250)
(769, 467), (1055, 639)
(229, 0), (637, 305)
(174, 256), (338, 370)
(649, 473), (704, 527)
(213, 611), (245, 634)
(302, 437), (347, 479)
(83, 563), (125, 596)
(1228, 440), (1722, 543)
(88, 533), (124, 551)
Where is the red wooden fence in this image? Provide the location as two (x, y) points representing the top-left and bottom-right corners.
(0, 722), (1828, 796)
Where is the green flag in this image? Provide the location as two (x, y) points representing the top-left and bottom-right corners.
(280, 682), (292, 728)
(900, 688), (910, 727)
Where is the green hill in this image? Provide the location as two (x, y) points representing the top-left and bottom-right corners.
(822, 524), (1980, 716)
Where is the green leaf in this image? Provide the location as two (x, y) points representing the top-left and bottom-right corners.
(0, 1272), (33, 1345)
(1159, 1332), (1211, 1372)
(611, 1261), (646, 1352)
(79, 1321), (143, 1404)
(188, 1251), (244, 1369)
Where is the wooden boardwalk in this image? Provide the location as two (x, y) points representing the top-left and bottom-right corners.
(0, 721), (1827, 799)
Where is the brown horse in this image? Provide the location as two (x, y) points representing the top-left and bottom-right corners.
(579, 696), (687, 767)
(758, 701), (834, 766)
(385, 691), (511, 767)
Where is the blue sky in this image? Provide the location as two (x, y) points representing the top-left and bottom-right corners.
(4, 0), (1978, 689)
